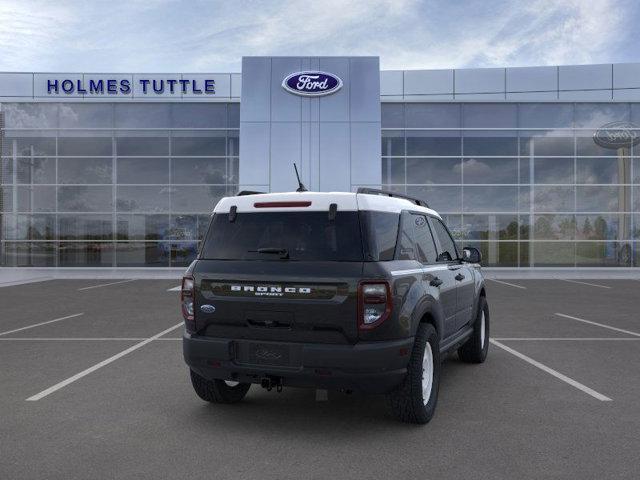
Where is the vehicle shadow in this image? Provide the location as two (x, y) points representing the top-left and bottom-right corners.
(188, 388), (395, 434)
(182, 355), (468, 436)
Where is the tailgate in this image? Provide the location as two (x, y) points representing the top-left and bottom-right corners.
(193, 260), (363, 344)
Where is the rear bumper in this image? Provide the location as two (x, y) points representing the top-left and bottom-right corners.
(183, 333), (414, 394)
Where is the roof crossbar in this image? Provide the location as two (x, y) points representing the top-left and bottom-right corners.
(356, 187), (429, 208)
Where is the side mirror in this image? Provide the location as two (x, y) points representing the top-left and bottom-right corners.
(462, 247), (482, 264)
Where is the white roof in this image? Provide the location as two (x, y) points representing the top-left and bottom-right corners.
(213, 191), (441, 218)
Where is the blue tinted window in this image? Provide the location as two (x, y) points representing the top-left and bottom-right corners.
(463, 104), (517, 128)
(519, 104), (573, 128)
(406, 104), (460, 128)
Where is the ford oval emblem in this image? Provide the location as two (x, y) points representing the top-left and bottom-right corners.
(200, 304), (216, 314)
(282, 71), (343, 97)
(593, 121), (640, 149)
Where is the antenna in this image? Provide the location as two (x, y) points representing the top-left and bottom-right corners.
(293, 163), (308, 192)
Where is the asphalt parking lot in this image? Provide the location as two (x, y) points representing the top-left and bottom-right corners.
(1, 278), (640, 479)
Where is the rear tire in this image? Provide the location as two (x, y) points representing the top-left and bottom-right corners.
(190, 369), (251, 404)
(458, 296), (489, 364)
(387, 323), (440, 424)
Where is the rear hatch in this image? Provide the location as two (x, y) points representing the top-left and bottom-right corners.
(194, 260), (362, 344)
(193, 207), (364, 344)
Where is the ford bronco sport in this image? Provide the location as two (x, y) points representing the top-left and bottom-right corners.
(182, 188), (489, 424)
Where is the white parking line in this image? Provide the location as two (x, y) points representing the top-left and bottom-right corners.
(0, 277), (53, 288)
(0, 313), (84, 337)
(493, 337), (640, 341)
(555, 313), (640, 337)
(26, 322), (183, 401)
(0, 337), (182, 341)
(4, 336), (636, 342)
(487, 279), (526, 290)
(558, 279), (611, 289)
(78, 279), (137, 291)
(0, 337), (147, 341)
(167, 285), (182, 292)
(490, 339), (612, 402)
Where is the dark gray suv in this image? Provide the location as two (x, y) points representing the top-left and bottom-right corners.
(181, 188), (489, 424)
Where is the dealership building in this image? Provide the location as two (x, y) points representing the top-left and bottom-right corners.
(1, 56), (639, 269)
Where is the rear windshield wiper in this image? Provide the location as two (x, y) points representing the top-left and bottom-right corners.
(248, 247), (290, 259)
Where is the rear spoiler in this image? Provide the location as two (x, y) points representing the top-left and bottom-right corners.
(237, 190), (265, 196)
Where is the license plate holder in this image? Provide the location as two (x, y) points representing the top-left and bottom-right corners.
(246, 343), (291, 367)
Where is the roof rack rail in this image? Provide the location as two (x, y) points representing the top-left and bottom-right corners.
(236, 190), (265, 196)
(356, 187), (429, 208)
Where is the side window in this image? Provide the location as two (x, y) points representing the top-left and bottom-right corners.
(361, 211), (400, 261)
(431, 218), (458, 262)
(396, 212), (417, 260)
(412, 214), (438, 264)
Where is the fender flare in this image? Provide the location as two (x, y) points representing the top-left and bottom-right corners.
(470, 279), (487, 322)
(410, 297), (446, 339)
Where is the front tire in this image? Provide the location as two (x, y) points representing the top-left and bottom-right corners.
(387, 323), (441, 424)
(458, 296), (489, 363)
(190, 369), (251, 404)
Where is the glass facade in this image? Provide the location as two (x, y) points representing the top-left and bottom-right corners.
(382, 103), (640, 267)
(1, 100), (639, 268)
(0, 102), (239, 267)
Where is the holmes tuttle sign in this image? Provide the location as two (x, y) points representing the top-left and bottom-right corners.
(282, 71), (342, 97)
(46, 78), (216, 96)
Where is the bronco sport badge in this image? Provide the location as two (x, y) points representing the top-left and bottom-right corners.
(230, 285), (311, 297)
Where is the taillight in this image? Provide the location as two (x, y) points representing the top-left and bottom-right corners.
(358, 281), (392, 330)
(181, 275), (194, 321)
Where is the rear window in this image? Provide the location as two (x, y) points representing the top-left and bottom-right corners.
(201, 211), (364, 261)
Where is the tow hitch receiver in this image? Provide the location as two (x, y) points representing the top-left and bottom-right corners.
(260, 376), (283, 392)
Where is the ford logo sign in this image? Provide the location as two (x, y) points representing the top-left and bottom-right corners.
(593, 121), (640, 149)
(282, 71), (343, 97)
(200, 304), (216, 314)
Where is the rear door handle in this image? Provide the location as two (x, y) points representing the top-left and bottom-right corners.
(429, 277), (443, 287)
(455, 273), (465, 281)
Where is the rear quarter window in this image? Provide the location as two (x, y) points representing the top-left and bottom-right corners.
(396, 213), (417, 261)
(360, 211), (400, 261)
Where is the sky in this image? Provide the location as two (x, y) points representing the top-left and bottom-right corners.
(0, 0), (638, 72)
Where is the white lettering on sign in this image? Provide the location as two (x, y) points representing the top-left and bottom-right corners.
(229, 285), (313, 297)
(296, 75), (329, 91)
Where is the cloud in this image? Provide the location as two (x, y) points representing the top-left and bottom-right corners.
(379, 0), (634, 69)
(461, 0), (628, 67)
(455, 158), (492, 177)
(0, 1), (74, 69)
(0, 0), (636, 72)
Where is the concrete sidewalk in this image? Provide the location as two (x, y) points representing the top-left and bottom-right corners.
(1, 267), (640, 287)
(0, 267), (185, 286)
(483, 267), (640, 279)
